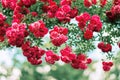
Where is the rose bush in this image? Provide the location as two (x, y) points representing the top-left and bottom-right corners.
(0, 0), (120, 72)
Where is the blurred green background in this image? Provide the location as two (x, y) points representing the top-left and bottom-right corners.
(0, 47), (120, 80)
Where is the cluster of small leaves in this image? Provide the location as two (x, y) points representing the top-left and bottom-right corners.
(25, 33), (44, 47)
(30, 1), (43, 14)
(2, 8), (13, 24)
(98, 22), (120, 44)
(43, 17), (60, 29)
(64, 23), (95, 54)
(72, 0), (113, 15)
(106, 52), (114, 60)
(0, 39), (9, 50)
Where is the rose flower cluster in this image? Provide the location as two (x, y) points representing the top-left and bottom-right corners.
(98, 42), (112, 53)
(6, 23), (28, 47)
(102, 61), (113, 71)
(29, 20), (48, 38)
(84, 0), (107, 8)
(41, 0), (78, 23)
(50, 25), (68, 46)
(22, 41), (45, 65)
(45, 50), (60, 64)
(1, 0), (18, 10)
(76, 12), (102, 40)
(60, 46), (92, 70)
(106, 0), (120, 21)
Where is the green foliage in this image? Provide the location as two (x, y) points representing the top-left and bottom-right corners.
(48, 64), (88, 80)
(19, 62), (89, 80)
(66, 23), (96, 54)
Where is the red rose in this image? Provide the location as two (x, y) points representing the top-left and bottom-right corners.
(61, 5), (71, 13)
(31, 12), (38, 17)
(98, 42), (104, 49)
(55, 11), (66, 21)
(102, 61), (113, 71)
(69, 8), (78, 18)
(88, 15), (102, 32)
(71, 53), (92, 70)
(103, 65), (110, 71)
(6, 23), (28, 47)
(42, 5), (49, 13)
(1, 0), (17, 10)
(106, 11), (115, 22)
(60, 46), (76, 63)
(45, 50), (59, 64)
(51, 34), (68, 46)
(29, 20), (48, 38)
(21, 0), (36, 7)
(77, 54), (86, 61)
(79, 63), (88, 70)
(100, 0), (107, 7)
(27, 57), (42, 65)
(87, 58), (92, 64)
(84, 29), (93, 40)
(49, 4), (58, 13)
(84, 0), (92, 8)
(76, 12), (91, 30)
(71, 59), (80, 69)
(22, 42), (45, 65)
(50, 26), (68, 46)
(60, 0), (72, 6)
(102, 44), (112, 52)
(98, 42), (112, 52)
(92, 0), (97, 5)
(47, 11), (55, 18)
